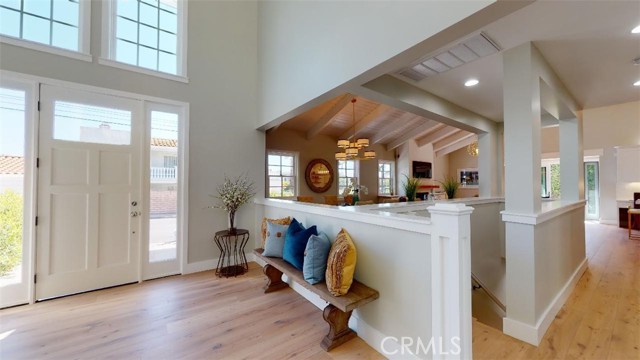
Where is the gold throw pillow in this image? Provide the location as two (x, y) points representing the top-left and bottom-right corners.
(325, 228), (357, 296)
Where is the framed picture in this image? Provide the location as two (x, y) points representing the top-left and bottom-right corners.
(305, 159), (334, 193)
(458, 168), (479, 188)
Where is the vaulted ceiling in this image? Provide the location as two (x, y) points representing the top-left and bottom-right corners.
(279, 94), (475, 157)
(271, 1), (639, 154)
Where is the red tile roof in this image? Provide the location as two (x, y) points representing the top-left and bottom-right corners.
(151, 138), (178, 147)
(0, 155), (24, 175)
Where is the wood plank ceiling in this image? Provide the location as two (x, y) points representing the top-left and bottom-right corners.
(278, 94), (477, 156)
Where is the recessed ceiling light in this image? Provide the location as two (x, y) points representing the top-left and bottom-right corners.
(465, 79), (479, 87)
(634, 80), (640, 86)
(632, 24), (640, 34)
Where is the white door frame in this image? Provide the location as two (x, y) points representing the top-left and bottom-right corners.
(142, 102), (188, 279)
(0, 76), (38, 307)
(0, 70), (189, 304)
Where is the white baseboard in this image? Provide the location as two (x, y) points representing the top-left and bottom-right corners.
(352, 316), (422, 360)
(503, 258), (588, 345)
(183, 252), (255, 274)
(599, 220), (617, 226)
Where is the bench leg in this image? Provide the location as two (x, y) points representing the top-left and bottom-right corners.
(263, 264), (288, 293)
(321, 304), (357, 351)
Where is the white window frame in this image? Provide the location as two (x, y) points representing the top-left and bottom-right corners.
(378, 160), (395, 195)
(266, 150), (298, 199)
(337, 159), (359, 195)
(0, 0), (92, 62)
(100, 0), (189, 83)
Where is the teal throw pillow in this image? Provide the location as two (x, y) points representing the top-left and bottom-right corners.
(283, 218), (318, 270)
(262, 221), (289, 257)
(303, 232), (331, 285)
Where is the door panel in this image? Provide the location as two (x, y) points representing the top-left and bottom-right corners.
(37, 84), (142, 300)
(49, 193), (88, 274)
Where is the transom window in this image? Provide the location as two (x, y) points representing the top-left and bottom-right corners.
(267, 151), (297, 198)
(337, 160), (358, 195)
(378, 160), (394, 195)
(104, 0), (186, 76)
(0, 0), (87, 52)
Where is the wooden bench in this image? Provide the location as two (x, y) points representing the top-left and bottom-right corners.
(253, 248), (379, 351)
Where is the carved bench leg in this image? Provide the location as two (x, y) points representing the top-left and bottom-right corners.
(321, 304), (357, 351)
(263, 264), (288, 293)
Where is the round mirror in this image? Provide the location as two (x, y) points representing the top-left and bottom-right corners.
(305, 159), (334, 193)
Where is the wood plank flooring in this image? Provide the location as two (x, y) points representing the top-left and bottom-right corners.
(473, 222), (640, 360)
(0, 222), (638, 359)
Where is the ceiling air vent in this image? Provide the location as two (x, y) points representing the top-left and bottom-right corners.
(396, 32), (501, 82)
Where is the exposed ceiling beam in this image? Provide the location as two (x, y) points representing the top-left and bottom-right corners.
(339, 104), (392, 140)
(415, 126), (460, 147)
(306, 94), (355, 140)
(436, 134), (477, 157)
(370, 113), (417, 145)
(433, 131), (474, 152)
(385, 119), (440, 151)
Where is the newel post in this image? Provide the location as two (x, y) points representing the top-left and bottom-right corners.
(428, 203), (474, 360)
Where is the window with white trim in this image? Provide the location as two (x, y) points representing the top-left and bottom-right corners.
(378, 160), (394, 195)
(0, 0), (89, 53)
(337, 160), (358, 195)
(267, 151), (297, 198)
(103, 0), (186, 76)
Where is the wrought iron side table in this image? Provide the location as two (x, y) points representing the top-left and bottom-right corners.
(213, 229), (250, 277)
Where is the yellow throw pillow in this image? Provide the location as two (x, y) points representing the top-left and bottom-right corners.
(325, 228), (357, 296)
(261, 217), (292, 247)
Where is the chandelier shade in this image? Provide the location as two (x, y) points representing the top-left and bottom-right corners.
(467, 141), (479, 157)
(335, 98), (376, 160)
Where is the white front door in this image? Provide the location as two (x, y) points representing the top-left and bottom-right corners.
(36, 84), (142, 300)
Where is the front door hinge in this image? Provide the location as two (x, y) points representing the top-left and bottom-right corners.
(36, 158), (40, 168)
(35, 216), (38, 226)
(37, 101), (40, 112)
(34, 274), (37, 283)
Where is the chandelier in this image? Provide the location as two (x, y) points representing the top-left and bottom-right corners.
(467, 141), (479, 157)
(335, 98), (376, 160)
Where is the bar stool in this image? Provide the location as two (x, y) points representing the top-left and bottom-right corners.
(629, 207), (640, 240)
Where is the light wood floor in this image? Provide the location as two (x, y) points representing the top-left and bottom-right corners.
(0, 222), (638, 359)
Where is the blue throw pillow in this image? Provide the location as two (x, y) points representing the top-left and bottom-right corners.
(262, 222), (289, 257)
(283, 218), (318, 270)
(303, 232), (331, 285)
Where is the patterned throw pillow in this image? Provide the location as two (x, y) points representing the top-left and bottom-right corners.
(303, 232), (331, 285)
(262, 222), (290, 258)
(325, 229), (357, 296)
(261, 216), (292, 247)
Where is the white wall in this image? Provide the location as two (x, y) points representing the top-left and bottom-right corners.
(257, 1), (495, 127)
(542, 100), (640, 223)
(0, 1), (263, 264)
(257, 202), (433, 359)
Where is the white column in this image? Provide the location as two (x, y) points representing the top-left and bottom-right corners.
(428, 203), (474, 360)
(559, 117), (584, 201)
(503, 43), (542, 214)
(478, 125), (500, 197)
